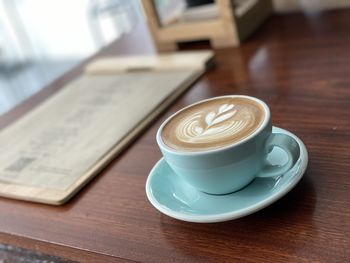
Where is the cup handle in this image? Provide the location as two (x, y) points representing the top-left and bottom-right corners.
(257, 133), (300, 178)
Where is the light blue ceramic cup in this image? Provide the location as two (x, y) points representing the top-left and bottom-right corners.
(157, 95), (300, 195)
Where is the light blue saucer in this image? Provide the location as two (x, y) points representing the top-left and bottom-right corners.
(146, 127), (308, 223)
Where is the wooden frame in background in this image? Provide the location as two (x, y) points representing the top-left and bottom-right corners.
(141, 0), (273, 51)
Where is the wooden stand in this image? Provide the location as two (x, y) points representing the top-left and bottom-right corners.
(141, 0), (273, 51)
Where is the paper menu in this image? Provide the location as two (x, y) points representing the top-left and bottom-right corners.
(0, 51), (213, 204)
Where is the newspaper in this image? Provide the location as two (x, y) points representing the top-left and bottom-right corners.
(0, 71), (196, 190)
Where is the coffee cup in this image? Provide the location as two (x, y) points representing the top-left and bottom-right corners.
(156, 95), (300, 195)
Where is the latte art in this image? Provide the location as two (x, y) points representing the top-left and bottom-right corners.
(161, 97), (265, 151)
(176, 103), (252, 144)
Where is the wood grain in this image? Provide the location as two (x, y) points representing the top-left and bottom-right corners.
(0, 9), (349, 262)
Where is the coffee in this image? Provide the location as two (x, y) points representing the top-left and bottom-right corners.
(161, 96), (265, 152)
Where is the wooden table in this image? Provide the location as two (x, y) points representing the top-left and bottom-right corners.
(0, 9), (349, 263)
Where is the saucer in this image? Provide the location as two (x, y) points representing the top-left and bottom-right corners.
(146, 127), (308, 223)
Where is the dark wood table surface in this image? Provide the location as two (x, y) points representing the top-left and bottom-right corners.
(0, 9), (349, 263)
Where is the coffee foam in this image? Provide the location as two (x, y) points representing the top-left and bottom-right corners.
(161, 97), (265, 151)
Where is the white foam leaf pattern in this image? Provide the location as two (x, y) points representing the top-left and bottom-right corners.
(219, 104), (234, 113)
(219, 104), (228, 113)
(175, 103), (253, 145)
(205, 112), (216, 125)
(200, 125), (225, 135)
(211, 110), (237, 125)
(194, 126), (204, 135)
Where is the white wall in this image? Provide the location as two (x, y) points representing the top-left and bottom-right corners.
(1, 0), (140, 61)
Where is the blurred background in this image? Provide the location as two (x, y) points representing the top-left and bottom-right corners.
(0, 0), (349, 114)
(0, 0), (140, 114)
